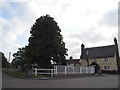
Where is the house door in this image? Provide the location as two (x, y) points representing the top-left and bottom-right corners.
(90, 62), (100, 73)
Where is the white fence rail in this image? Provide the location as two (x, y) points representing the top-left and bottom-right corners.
(33, 66), (95, 77)
(54, 66), (95, 75)
(33, 68), (54, 77)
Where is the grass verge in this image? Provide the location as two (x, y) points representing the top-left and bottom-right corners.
(2, 69), (31, 79)
(2, 69), (46, 79)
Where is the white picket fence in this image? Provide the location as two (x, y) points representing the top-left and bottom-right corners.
(54, 66), (95, 75)
(33, 66), (95, 77)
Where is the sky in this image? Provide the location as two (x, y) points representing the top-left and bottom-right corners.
(0, 0), (119, 62)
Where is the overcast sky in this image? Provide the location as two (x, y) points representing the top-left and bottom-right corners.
(1, 0), (119, 62)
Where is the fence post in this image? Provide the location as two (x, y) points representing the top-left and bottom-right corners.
(90, 67), (92, 73)
(80, 67), (81, 74)
(73, 67), (74, 75)
(54, 66), (56, 75)
(51, 69), (53, 77)
(65, 66), (67, 75)
(92, 67), (95, 73)
(54, 66), (57, 75)
(86, 67), (88, 74)
(35, 68), (37, 77)
(55, 66), (58, 75)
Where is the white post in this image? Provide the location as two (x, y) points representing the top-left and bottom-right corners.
(88, 67), (89, 74)
(86, 67), (88, 74)
(73, 67), (74, 75)
(91, 67), (93, 74)
(51, 69), (53, 77)
(54, 66), (56, 75)
(65, 66), (67, 75)
(56, 66), (57, 75)
(35, 68), (37, 76)
(90, 67), (92, 74)
(92, 67), (95, 73)
(80, 67), (81, 74)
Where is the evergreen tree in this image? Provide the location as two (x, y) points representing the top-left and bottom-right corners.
(27, 15), (68, 68)
(2, 52), (10, 68)
(12, 47), (26, 71)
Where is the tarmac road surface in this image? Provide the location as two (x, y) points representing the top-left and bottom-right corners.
(2, 73), (118, 88)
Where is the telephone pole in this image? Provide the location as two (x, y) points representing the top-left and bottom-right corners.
(9, 52), (12, 69)
(8, 52), (11, 62)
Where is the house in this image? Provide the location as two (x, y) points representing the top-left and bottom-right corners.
(80, 38), (119, 73)
(66, 57), (80, 66)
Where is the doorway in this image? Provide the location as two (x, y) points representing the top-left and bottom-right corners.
(90, 62), (100, 73)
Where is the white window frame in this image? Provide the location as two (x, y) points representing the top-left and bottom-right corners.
(103, 66), (110, 70)
(104, 58), (109, 62)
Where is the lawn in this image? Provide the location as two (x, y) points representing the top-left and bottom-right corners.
(2, 69), (28, 79)
(2, 69), (46, 79)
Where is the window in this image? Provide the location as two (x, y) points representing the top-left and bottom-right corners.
(104, 58), (109, 62)
(104, 66), (110, 70)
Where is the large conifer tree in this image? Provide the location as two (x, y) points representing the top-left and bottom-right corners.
(27, 15), (68, 68)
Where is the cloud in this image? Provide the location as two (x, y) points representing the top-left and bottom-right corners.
(68, 27), (105, 44)
(0, 2), (32, 59)
(98, 9), (118, 27)
(2, 0), (29, 2)
(1, 0), (119, 60)
(96, 8), (118, 44)
(69, 47), (81, 58)
(64, 38), (82, 59)
(1, 17), (28, 58)
(64, 8), (118, 58)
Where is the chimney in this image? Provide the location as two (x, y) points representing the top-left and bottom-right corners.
(69, 56), (73, 59)
(114, 37), (117, 45)
(69, 56), (73, 65)
(114, 37), (119, 57)
(114, 37), (120, 74)
(81, 44), (85, 54)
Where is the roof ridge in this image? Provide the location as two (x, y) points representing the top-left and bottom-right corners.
(81, 44), (116, 59)
(85, 44), (115, 49)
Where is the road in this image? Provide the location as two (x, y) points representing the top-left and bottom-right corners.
(2, 73), (118, 88)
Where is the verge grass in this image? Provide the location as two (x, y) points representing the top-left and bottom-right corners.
(2, 69), (46, 79)
(2, 69), (28, 79)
